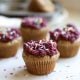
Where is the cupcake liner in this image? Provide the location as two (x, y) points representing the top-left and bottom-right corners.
(23, 52), (59, 75)
(20, 27), (49, 42)
(58, 40), (80, 58)
(0, 37), (22, 58)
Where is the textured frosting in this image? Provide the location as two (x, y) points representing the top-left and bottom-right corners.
(0, 28), (21, 42)
(21, 17), (47, 29)
(23, 40), (58, 57)
(50, 29), (62, 41)
(50, 24), (80, 42)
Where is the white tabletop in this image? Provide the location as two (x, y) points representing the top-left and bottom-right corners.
(0, 48), (80, 80)
(0, 11), (80, 80)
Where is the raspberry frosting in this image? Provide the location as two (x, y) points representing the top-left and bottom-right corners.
(50, 24), (80, 42)
(21, 17), (47, 29)
(50, 29), (62, 41)
(23, 40), (58, 57)
(0, 28), (21, 42)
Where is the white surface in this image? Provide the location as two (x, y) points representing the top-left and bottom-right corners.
(0, 10), (80, 80)
(0, 48), (80, 80)
(0, 16), (22, 28)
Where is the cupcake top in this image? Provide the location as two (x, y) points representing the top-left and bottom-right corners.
(50, 29), (62, 41)
(24, 40), (58, 57)
(50, 24), (80, 42)
(0, 27), (21, 42)
(21, 17), (47, 29)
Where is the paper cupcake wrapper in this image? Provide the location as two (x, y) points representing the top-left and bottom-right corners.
(20, 27), (49, 42)
(0, 37), (22, 58)
(58, 40), (80, 58)
(23, 52), (59, 75)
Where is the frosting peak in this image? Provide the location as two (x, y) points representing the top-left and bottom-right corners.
(50, 24), (80, 42)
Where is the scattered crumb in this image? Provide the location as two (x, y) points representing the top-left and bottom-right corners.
(66, 65), (70, 67)
(66, 76), (69, 78)
(59, 70), (62, 72)
(53, 71), (56, 72)
(10, 73), (14, 75)
(15, 57), (18, 59)
(70, 75), (73, 77)
(18, 66), (22, 69)
(24, 65), (26, 68)
(23, 73), (26, 76)
(5, 76), (7, 78)
(3, 69), (6, 71)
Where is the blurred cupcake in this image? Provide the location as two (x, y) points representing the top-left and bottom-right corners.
(50, 24), (80, 58)
(0, 27), (22, 58)
(20, 17), (49, 42)
(28, 0), (55, 12)
(23, 40), (60, 75)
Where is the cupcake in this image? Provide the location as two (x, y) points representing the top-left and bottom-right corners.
(28, 0), (55, 12)
(50, 24), (80, 58)
(23, 40), (60, 75)
(0, 27), (22, 58)
(20, 17), (49, 42)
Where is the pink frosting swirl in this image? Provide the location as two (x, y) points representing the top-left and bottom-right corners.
(24, 40), (58, 57)
(21, 17), (47, 29)
(0, 28), (21, 42)
(50, 24), (80, 42)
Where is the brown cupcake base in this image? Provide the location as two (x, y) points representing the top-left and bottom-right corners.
(20, 27), (49, 42)
(23, 52), (60, 75)
(58, 40), (80, 58)
(0, 37), (22, 58)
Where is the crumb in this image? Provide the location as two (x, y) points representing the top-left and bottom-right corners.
(66, 76), (69, 78)
(15, 57), (18, 59)
(24, 65), (26, 68)
(13, 68), (16, 71)
(10, 73), (14, 75)
(5, 76), (7, 78)
(18, 66), (22, 69)
(59, 70), (61, 72)
(66, 65), (70, 67)
(70, 75), (73, 77)
(53, 71), (56, 72)
(23, 73), (26, 76)
(3, 69), (6, 71)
